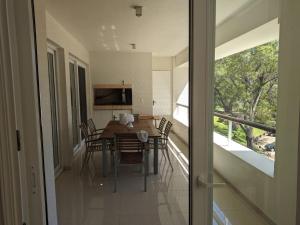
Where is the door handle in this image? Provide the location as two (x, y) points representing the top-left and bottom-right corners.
(196, 176), (226, 188)
(31, 166), (37, 194)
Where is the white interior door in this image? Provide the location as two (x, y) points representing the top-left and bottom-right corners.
(152, 71), (171, 116)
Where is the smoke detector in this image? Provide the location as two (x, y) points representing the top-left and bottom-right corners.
(132, 5), (143, 17)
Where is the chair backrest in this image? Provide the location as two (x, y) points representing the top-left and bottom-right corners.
(163, 121), (173, 137)
(158, 117), (167, 133)
(114, 133), (142, 152)
(133, 114), (139, 121)
(79, 123), (89, 140)
(87, 118), (96, 134)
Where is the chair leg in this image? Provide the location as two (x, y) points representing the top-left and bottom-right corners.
(161, 148), (167, 159)
(110, 151), (114, 173)
(86, 151), (92, 165)
(164, 147), (174, 171)
(144, 151), (149, 192)
(114, 153), (117, 193)
(80, 151), (89, 174)
(91, 151), (96, 168)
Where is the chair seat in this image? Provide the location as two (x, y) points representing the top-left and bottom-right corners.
(120, 152), (143, 164)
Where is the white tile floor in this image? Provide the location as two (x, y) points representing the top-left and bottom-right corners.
(56, 148), (188, 225)
(55, 135), (272, 225)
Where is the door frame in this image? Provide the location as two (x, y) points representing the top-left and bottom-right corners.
(47, 44), (63, 177)
(69, 57), (82, 151)
(189, 0), (215, 224)
(0, 0), (23, 224)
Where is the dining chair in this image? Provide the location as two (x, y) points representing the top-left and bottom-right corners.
(80, 123), (102, 173)
(113, 133), (149, 192)
(157, 117), (167, 133)
(159, 121), (173, 171)
(133, 113), (140, 121)
(87, 118), (104, 135)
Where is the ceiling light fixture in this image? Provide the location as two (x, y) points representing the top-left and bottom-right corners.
(132, 5), (143, 17)
(130, 43), (136, 50)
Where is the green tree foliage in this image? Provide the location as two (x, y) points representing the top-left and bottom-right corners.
(214, 41), (279, 149)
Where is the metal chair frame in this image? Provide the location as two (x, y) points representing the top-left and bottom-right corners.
(157, 117), (167, 133)
(87, 118), (104, 135)
(158, 121), (174, 171)
(113, 133), (149, 192)
(80, 123), (102, 173)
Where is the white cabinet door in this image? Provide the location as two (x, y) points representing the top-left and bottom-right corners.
(152, 71), (171, 116)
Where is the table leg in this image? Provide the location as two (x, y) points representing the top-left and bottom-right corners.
(154, 137), (158, 174)
(102, 139), (107, 177)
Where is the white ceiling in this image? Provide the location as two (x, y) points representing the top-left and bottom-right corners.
(216, 0), (254, 26)
(46, 0), (256, 56)
(215, 19), (279, 60)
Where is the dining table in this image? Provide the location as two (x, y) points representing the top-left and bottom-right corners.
(99, 119), (161, 177)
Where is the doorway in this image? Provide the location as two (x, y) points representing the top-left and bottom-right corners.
(13, 0), (300, 225)
(152, 71), (172, 116)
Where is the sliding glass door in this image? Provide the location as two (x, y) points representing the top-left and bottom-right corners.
(70, 59), (88, 149)
(47, 47), (61, 174)
(78, 65), (88, 126)
(69, 60), (81, 149)
(191, 0), (283, 224)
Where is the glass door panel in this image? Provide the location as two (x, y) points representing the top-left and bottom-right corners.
(47, 50), (61, 173)
(78, 66), (87, 126)
(70, 62), (80, 148)
(211, 0), (280, 224)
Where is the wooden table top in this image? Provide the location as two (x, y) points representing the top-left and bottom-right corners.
(100, 120), (161, 139)
(139, 115), (161, 120)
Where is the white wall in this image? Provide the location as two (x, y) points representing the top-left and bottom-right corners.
(152, 56), (172, 71)
(172, 65), (189, 144)
(90, 51), (153, 128)
(46, 12), (91, 168)
(214, 145), (276, 222)
(46, 12), (90, 63)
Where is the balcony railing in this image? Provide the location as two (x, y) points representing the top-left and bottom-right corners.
(214, 112), (276, 134)
(174, 103), (276, 152)
(214, 112), (276, 154)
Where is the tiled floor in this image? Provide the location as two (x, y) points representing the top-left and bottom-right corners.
(55, 135), (272, 225)
(56, 147), (188, 225)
